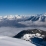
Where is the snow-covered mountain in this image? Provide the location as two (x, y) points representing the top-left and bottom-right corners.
(0, 15), (28, 20)
(0, 28), (46, 46)
(0, 13), (46, 21)
(0, 13), (46, 27)
(13, 29), (46, 46)
(13, 29), (46, 39)
(0, 14), (46, 46)
(26, 15), (46, 22)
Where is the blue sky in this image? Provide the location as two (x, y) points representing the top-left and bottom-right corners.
(0, 0), (46, 16)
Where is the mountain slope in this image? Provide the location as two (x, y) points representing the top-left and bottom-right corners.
(13, 29), (46, 38)
(13, 29), (46, 46)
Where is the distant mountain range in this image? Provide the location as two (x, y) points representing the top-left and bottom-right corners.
(0, 13), (46, 27)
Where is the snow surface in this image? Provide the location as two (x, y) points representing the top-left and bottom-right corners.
(21, 33), (42, 41)
(22, 34), (35, 41)
(0, 36), (36, 46)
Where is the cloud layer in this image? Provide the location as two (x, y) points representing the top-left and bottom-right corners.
(0, 14), (46, 27)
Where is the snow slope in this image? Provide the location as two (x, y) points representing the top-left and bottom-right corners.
(0, 36), (36, 46)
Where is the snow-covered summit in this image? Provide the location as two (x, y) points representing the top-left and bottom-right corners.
(0, 14), (46, 27)
(0, 13), (46, 21)
(0, 15), (27, 20)
(3, 15), (15, 20)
